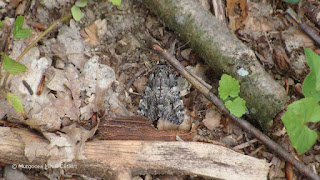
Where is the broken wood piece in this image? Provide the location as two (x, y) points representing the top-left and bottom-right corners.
(0, 126), (270, 180)
(97, 116), (193, 141)
(142, 0), (289, 131)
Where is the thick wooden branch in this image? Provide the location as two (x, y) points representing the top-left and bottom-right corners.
(0, 124), (270, 180)
(142, 0), (289, 131)
(97, 116), (193, 141)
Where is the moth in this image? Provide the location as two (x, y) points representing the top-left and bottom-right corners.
(137, 60), (185, 126)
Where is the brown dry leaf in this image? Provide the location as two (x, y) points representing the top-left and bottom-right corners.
(15, 0), (26, 15)
(239, 0), (248, 19)
(202, 108), (221, 131)
(285, 163), (293, 180)
(83, 22), (99, 46)
(133, 76), (148, 93)
(181, 48), (192, 60)
(273, 47), (291, 72)
(242, 16), (272, 32)
(226, 0), (248, 31)
(9, 0), (21, 8)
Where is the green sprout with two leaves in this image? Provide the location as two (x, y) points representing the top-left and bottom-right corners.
(218, 74), (246, 118)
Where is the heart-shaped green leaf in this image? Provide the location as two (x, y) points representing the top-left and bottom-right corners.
(225, 97), (246, 117)
(282, 97), (320, 154)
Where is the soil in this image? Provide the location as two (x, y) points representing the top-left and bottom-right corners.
(0, 0), (319, 179)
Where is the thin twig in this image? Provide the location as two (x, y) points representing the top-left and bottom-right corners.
(299, 22), (320, 47)
(285, 7), (320, 46)
(153, 44), (320, 180)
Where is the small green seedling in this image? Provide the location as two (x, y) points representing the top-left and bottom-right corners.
(13, 16), (31, 40)
(71, 0), (88, 21)
(282, 48), (320, 154)
(0, 16), (30, 119)
(218, 74), (246, 117)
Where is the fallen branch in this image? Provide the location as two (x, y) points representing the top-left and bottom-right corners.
(97, 116), (193, 141)
(142, 0), (289, 131)
(152, 44), (320, 180)
(0, 124), (269, 180)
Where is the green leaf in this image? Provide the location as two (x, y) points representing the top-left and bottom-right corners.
(6, 93), (25, 113)
(13, 16), (31, 40)
(0, 21), (3, 28)
(2, 53), (27, 74)
(302, 71), (320, 101)
(75, 0), (87, 7)
(304, 48), (320, 91)
(225, 97), (246, 117)
(218, 74), (240, 101)
(14, 16), (24, 33)
(71, 6), (82, 21)
(283, 0), (300, 4)
(282, 98), (320, 154)
(109, 0), (121, 6)
(14, 28), (31, 40)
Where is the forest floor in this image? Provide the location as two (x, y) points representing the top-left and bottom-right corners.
(0, 0), (319, 179)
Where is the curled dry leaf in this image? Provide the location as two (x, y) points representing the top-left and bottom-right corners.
(82, 22), (99, 46)
(273, 48), (291, 72)
(202, 108), (221, 131)
(226, 0), (248, 31)
(133, 76), (148, 93)
(181, 48), (192, 60)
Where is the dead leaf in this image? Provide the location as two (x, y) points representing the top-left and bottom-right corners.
(285, 163), (293, 180)
(202, 108), (221, 131)
(181, 48), (192, 60)
(226, 0), (248, 31)
(273, 47), (291, 73)
(82, 22), (99, 46)
(15, 0), (26, 15)
(133, 76), (148, 93)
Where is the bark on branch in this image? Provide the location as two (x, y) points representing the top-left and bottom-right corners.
(142, 0), (289, 131)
